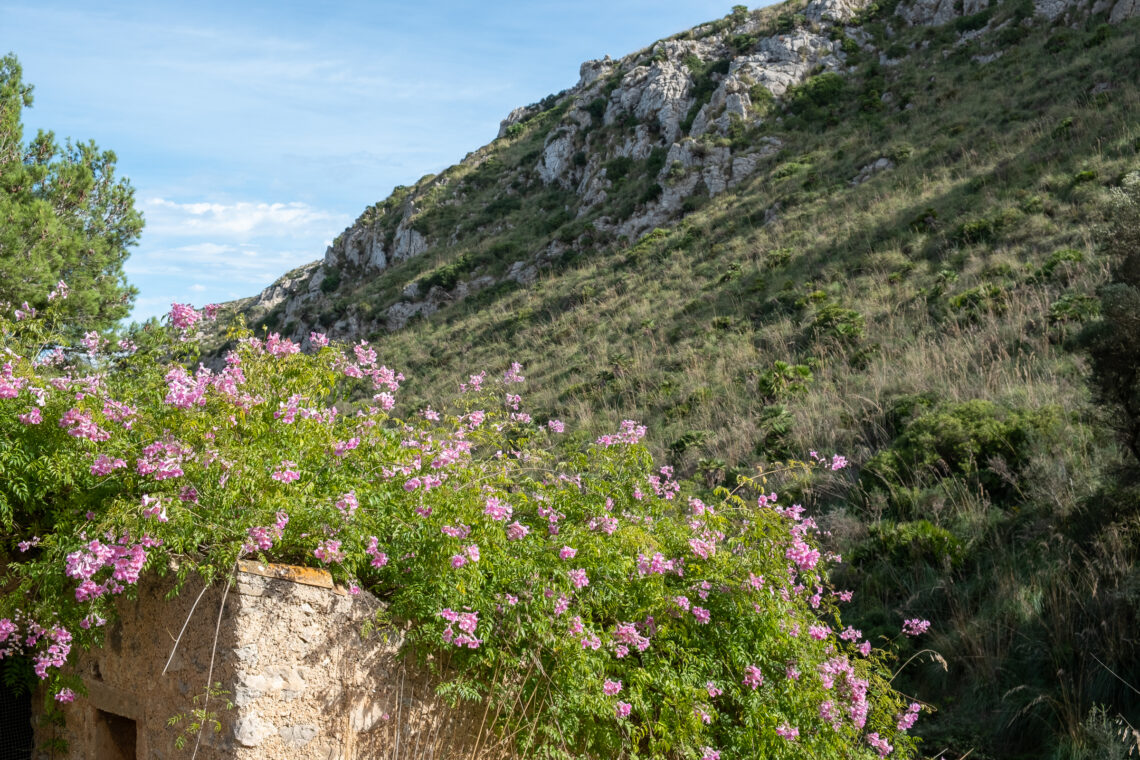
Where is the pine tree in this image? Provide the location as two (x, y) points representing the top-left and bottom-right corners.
(0, 53), (142, 330)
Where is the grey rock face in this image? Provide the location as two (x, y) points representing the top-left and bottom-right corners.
(233, 710), (275, 747)
(539, 131), (578, 185)
(279, 725), (319, 747)
(1110, 0), (1140, 21)
(612, 61), (693, 143)
(805, 0), (873, 22)
(391, 221), (427, 261)
(896, 0), (961, 25)
(577, 56), (615, 88)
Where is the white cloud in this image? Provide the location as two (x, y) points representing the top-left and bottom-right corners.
(142, 198), (343, 238)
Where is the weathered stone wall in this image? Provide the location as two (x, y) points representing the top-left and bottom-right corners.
(34, 562), (495, 759)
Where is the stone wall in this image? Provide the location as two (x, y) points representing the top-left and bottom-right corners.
(35, 562), (497, 759)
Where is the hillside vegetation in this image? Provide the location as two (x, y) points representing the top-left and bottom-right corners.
(227, 0), (1140, 756)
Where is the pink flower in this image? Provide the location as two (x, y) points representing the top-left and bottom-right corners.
(450, 554), (467, 569)
(90, 455), (127, 477)
(547, 419), (565, 433)
(81, 331), (103, 353)
(141, 494), (168, 523)
(902, 618), (931, 636)
(603, 679), (622, 696)
(701, 748), (720, 760)
(776, 723), (799, 740)
(691, 606), (710, 624)
(168, 302), (201, 330)
(866, 732), (893, 756)
(786, 538), (821, 571)
(568, 569), (589, 589)
(271, 461), (301, 483)
(595, 419), (647, 447)
(484, 496), (512, 521)
(366, 537), (389, 568)
(689, 538), (716, 559)
(503, 362), (525, 383)
(615, 701), (631, 719)
(313, 539), (344, 564)
(559, 546), (577, 560)
(336, 491), (359, 518)
(706, 681), (722, 698)
(54, 688), (76, 703)
(506, 521), (529, 541)
(897, 702), (922, 731)
(265, 332), (300, 357)
(18, 408), (42, 425)
(743, 665), (764, 690)
(309, 332), (329, 347)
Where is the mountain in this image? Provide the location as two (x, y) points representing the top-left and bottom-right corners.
(222, 0), (1140, 756)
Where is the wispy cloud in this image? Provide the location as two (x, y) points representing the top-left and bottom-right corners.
(142, 198), (344, 239)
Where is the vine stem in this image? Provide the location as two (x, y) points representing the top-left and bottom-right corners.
(162, 582), (210, 676)
(190, 564), (234, 760)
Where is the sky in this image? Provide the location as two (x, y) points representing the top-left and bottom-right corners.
(1, 0), (739, 321)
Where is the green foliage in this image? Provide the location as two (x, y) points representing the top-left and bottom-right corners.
(0, 308), (920, 760)
(851, 520), (965, 569)
(1049, 292), (1100, 323)
(809, 304), (865, 343)
(319, 267), (341, 293)
(785, 73), (848, 125)
(758, 361), (814, 401)
(1038, 248), (1084, 281)
(585, 97), (608, 122)
(952, 7), (994, 33)
(1078, 173), (1140, 462)
(950, 209), (1020, 246)
(0, 54), (142, 331)
(863, 399), (1058, 504)
(604, 155), (635, 182)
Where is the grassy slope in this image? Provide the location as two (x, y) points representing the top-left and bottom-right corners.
(253, 5), (1140, 757)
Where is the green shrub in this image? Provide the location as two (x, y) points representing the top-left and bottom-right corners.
(319, 267), (341, 294)
(1038, 248), (1084, 280)
(758, 361), (814, 401)
(585, 97), (608, 122)
(950, 209), (1019, 246)
(863, 400), (1059, 503)
(669, 429), (710, 456)
(604, 155), (635, 181)
(953, 7), (994, 33)
(810, 304), (866, 343)
(851, 520), (966, 569)
(948, 283), (1007, 318)
(1049, 292), (1100, 323)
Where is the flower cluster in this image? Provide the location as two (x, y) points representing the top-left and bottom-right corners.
(0, 301), (923, 757)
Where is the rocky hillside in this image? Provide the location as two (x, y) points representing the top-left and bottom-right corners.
(223, 0), (1140, 757)
(236, 0), (1134, 344)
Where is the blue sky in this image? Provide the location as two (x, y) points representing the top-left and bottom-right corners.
(2, 0), (739, 321)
